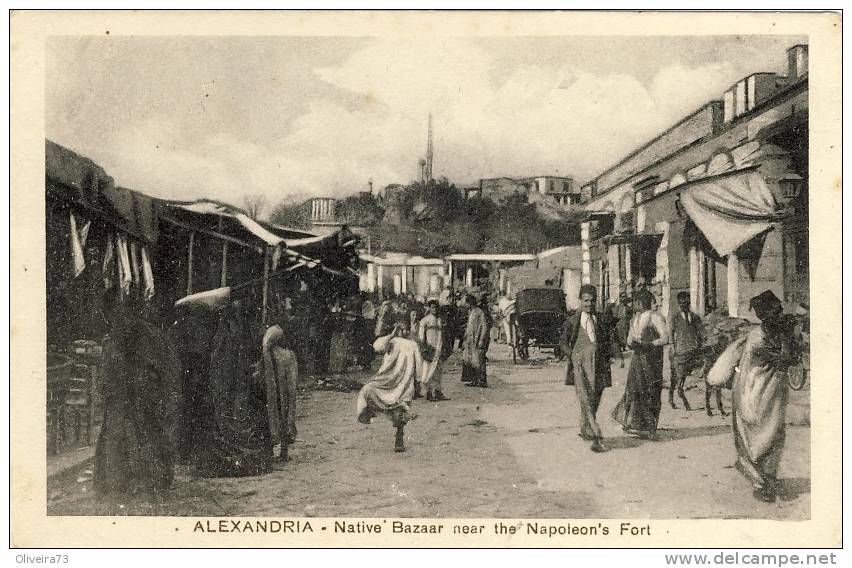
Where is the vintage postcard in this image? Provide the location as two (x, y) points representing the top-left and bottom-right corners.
(10, 10), (842, 548)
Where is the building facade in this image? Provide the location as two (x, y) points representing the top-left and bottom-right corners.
(470, 176), (580, 206)
(578, 45), (809, 321)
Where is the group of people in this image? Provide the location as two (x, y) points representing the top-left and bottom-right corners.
(561, 283), (804, 503)
(94, 271), (804, 506)
(355, 289), (495, 452)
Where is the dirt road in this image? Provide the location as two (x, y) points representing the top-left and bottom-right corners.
(48, 343), (810, 519)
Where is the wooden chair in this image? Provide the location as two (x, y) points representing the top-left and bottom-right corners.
(63, 363), (95, 447)
(46, 353), (73, 455)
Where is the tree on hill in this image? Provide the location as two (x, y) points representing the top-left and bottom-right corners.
(269, 196), (312, 229)
(267, 177), (581, 254)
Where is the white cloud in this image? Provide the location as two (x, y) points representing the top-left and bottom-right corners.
(48, 37), (780, 210)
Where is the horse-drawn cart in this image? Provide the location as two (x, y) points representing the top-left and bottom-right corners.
(510, 287), (568, 364)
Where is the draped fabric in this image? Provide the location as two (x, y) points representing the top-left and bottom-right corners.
(679, 169), (783, 258)
(197, 312), (272, 478)
(94, 312), (180, 495)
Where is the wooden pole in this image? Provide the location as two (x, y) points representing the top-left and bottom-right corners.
(221, 242), (228, 287)
(218, 217), (227, 287)
(186, 232), (195, 296)
(261, 247), (270, 324)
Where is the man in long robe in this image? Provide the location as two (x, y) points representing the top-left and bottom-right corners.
(560, 284), (616, 453)
(461, 294), (488, 387)
(418, 299), (448, 401)
(356, 318), (423, 452)
(261, 321), (298, 463)
(732, 290), (802, 502)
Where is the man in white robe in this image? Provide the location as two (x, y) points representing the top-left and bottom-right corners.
(356, 318), (423, 452)
(732, 290), (803, 502)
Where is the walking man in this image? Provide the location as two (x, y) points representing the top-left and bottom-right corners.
(559, 284), (616, 453)
(669, 291), (704, 411)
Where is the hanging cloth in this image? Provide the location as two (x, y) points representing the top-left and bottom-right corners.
(116, 235), (133, 295)
(69, 212), (92, 277)
(141, 246), (155, 301)
(102, 235), (115, 289)
(129, 241), (142, 289)
(678, 168), (782, 258)
(271, 245), (283, 272)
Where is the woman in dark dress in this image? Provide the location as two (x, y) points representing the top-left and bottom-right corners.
(611, 290), (669, 439)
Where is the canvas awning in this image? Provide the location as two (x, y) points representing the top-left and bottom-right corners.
(46, 140), (159, 243)
(163, 201), (286, 248)
(678, 167), (785, 258)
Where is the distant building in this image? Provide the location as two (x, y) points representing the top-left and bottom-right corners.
(473, 175), (580, 206)
(307, 196), (373, 236)
(359, 252), (445, 297)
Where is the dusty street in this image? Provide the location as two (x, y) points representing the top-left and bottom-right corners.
(48, 343), (810, 520)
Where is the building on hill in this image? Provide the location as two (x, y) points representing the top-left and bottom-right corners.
(577, 44), (809, 320)
(471, 175), (580, 206)
(307, 196), (374, 236)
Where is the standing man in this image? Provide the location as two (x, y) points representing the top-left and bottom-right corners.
(559, 284), (616, 453)
(418, 300), (448, 401)
(669, 291), (704, 411)
(461, 294), (488, 387)
(497, 293), (516, 345)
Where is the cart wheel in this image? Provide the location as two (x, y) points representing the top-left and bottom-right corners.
(517, 338), (529, 360)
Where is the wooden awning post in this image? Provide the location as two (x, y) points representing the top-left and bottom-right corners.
(221, 242), (228, 287)
(218, 217), (228, 287)
(186, 232), (195, 296)
(261, 247), (270, 325)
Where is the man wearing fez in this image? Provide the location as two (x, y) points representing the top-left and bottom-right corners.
(732, 290), (803, 502)
(560, 284), (617, 453)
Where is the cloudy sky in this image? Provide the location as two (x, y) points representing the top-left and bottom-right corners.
(47, 35), (803, 214)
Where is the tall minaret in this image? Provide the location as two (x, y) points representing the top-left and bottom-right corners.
(425, 111), (434, 183)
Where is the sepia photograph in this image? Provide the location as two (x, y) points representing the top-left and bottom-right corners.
(9, 9), (842, 549)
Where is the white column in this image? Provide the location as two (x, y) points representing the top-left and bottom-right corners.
(376, 265), (384, 292)
(727, 253), (739, 317)
(655, 222), (670, 320)
(445, 262), (453, 287)
(401, 267), (408, 294)
(367, 263), (376, 293)
(689, 247), (701, 314)
(581, 222), (591, 285)
(607, 245), (619, 301)
(466, 267), (473, 287)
